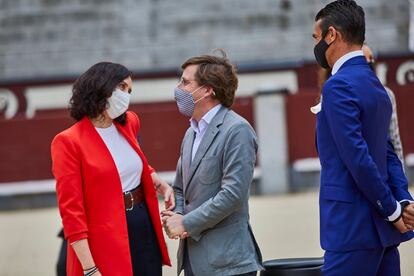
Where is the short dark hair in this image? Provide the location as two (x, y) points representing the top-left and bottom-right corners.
(181, 49), (238, 108)
(70, 62), (131, 125)
(315, 0), (365, 45)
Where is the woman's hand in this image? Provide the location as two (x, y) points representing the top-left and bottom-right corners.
(151, 172), (176, 211)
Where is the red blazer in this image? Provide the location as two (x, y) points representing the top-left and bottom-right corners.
(51, 111), (171, 276)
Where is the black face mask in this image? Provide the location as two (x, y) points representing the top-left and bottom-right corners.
(314, 38), (331, 69)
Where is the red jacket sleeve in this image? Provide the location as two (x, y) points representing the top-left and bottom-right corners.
(51, 133), (88, 244)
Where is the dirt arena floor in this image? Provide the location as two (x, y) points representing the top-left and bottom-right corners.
(1, 189), (413, 276)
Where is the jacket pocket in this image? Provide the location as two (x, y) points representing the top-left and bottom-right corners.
(320, 185), (355, 203)
(203, 221), (251, 268)
(198, 156), (221, 185)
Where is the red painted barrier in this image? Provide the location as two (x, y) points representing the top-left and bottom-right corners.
(1, 53), (414, 184)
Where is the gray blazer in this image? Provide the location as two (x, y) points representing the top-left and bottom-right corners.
(173, 106), (263, 276)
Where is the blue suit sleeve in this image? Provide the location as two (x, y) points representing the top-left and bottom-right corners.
(323, 78), (398, 218)
(387, 139), (413, 201)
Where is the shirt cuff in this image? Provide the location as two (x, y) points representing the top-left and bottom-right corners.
(399, 199), (414, 204)
(387, 200), (402, 222)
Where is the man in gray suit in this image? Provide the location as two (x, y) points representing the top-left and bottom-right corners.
(162, 50), (263, 276)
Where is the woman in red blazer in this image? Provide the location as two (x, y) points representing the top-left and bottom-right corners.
(51, 62), (171, 276)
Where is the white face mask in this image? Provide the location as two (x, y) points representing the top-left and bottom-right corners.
(106, 89), (130, 119)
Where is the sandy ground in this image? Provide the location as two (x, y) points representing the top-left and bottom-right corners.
(0, 189), (413, 276)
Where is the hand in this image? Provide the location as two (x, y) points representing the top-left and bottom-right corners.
(161, 210), (187, 239)
(180, 232), (189, 239)
(393, 217), (410, 233)
(151, 172), (176, 211)
(402, 203), (414, 230)
(160, 211), (188, 239)
(160, 209), (173, 220)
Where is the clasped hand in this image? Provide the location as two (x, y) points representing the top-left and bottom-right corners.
(394, 203), (414, 233)
(161, 210), (188, 240)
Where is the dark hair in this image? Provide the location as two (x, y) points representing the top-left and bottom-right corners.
(181, 49), (238, 108)
(315, 0), (365, 45)
(70, 62), (131, 125)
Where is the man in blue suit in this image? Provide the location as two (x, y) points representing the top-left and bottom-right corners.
(312, 1), (414, 275)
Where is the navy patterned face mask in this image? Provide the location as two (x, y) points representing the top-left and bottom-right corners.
(174, 85), (205, 117)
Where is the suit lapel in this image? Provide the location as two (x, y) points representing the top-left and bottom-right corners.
(182, 130), (195, 194)
(185, 106), (228, 193)
(188, 126), (219, 179)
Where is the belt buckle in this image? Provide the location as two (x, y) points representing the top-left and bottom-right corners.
(125, 191), (134, 211)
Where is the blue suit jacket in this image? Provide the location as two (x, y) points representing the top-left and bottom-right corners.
(317, 56), (414, 252)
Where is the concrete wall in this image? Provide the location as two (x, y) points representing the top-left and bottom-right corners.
(0, 0), (410, 80)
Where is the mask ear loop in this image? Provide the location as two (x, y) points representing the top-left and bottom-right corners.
(190, 85), (205, 95)
(191, 85), (205, 104)
(192, 86), (216, 104)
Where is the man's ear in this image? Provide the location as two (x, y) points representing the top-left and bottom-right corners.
(206, 86), (215, 97)
(327, 26), (338, 44)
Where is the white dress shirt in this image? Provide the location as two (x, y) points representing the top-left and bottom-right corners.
(331, 50), (364, 75)
(95, 124), (143, 192)
(190, 104), (222, 161)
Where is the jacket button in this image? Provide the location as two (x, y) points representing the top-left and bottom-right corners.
(185, 200), (189, 205)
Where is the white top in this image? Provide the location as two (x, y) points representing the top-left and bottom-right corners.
(95, 124), (142, 192)
(190, 104), (222, 161)
(331, 50), (364, 75)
